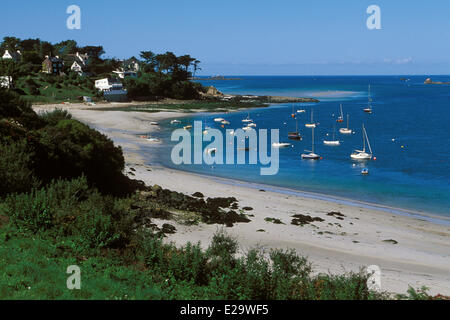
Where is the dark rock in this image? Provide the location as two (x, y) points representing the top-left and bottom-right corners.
(192, 192), (204, 198)
(264, 217), (284, 224)
(161, 223), (177, 234)
(242, 206), (253, 211)
(382, 239), (398, 244)
(291, 214), (324, 226)
(327, 211), (346, 219)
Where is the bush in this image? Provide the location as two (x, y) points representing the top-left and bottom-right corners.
(0, 88), (42, 128)
(39, 108), (72, 126)
(37, 119), (126, 194)
(0, 139), (39, 197)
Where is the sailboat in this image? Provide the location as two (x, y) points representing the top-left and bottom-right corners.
(305, 109), (316, 128)
(339, 114), (352, 134)
(351, 124), (373, 160)
(242, 112), (252, 123)
(363, 85), (373, 113)
(337, 104), (344, 122)
(323, 125), (340, 145)
(288, 118), (302, 140)
(301, 127), (320, 160)
(272, 142), (292, 148)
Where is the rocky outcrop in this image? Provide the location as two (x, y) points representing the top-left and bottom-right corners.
(424, 78), (450, 85)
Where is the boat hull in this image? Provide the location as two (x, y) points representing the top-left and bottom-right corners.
(323, 140), (340, 145)
(339, 128), (352, 134)
(301, 153), (320, 160)
(351, 152), (372, 160)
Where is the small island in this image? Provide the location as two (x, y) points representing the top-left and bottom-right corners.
(424, 78), (450, 85)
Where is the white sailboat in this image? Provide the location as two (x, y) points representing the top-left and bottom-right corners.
(301, 127), (320, 160)
(323, 125), (340, 145)
(363, 85), (373, 113)
(305, 109), (316, 128)
(339, 114), (352, 134)
(242, 112), (252, 123)
(351, 124), (373, 160)
(272, 142), (291, 148)
(214, 117), (225, 122)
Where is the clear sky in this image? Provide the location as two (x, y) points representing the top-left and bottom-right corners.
(1, 0), (450, 75)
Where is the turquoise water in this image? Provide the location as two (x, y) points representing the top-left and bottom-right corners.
(147, 76), (450, 218)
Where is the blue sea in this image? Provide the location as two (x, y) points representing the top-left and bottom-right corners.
(147, 76), (450, 219)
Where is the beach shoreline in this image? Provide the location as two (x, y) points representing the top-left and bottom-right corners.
(32, 103), (450, 296)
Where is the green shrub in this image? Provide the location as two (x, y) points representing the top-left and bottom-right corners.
(0, 139), (39, 197)
(39, 108), (72, 126)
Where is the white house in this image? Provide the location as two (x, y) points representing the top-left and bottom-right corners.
(95, 78), (128, 102)
(71, 61), (86, 76)
(0, 76), (12, 88)
(112, 69), (138, 79)
(2, 50), (21, 61)
(68, 52), (89, 76)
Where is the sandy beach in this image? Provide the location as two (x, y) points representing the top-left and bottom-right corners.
(33, 102), (450, 296)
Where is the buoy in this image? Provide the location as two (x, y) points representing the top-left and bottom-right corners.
(401, 145), (404, 148)
(320, 157), (323, 160)
(373, 157), (377, 161)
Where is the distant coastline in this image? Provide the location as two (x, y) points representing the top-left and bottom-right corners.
(190, 75), (242, 80)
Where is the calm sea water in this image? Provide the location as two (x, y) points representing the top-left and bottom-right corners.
(147, 76), (450, 218)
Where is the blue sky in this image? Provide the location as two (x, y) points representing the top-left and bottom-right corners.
(1, 0), (450, 75)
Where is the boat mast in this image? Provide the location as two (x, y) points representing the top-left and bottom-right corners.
(362, 124), (366, 152)
(312, 126), (315, 153)
(347, 114), (349, 129)
(365, 125), (373, 154)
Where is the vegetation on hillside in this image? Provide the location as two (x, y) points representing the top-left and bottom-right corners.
(0, 37), (204, 103)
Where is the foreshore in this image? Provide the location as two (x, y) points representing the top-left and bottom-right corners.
(33, 102), (450, 296)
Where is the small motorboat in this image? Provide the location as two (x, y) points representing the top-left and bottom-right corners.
(150, 121), (159, 125)
(146, 137), (160, 142)
(297, 109), (306, 113)
(183, 125), (192, 130)
(361, 168), (369, 175)
(242, 126), (254, 131)
(221, 120), (230, 125)
(272, 142), (292, 148)
(214, 118), (225, 122)
(247, 122), (257, 127)
(170, 119), (181, 124)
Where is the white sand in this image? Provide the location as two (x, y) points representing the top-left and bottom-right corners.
(33, 103), (450, 296)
